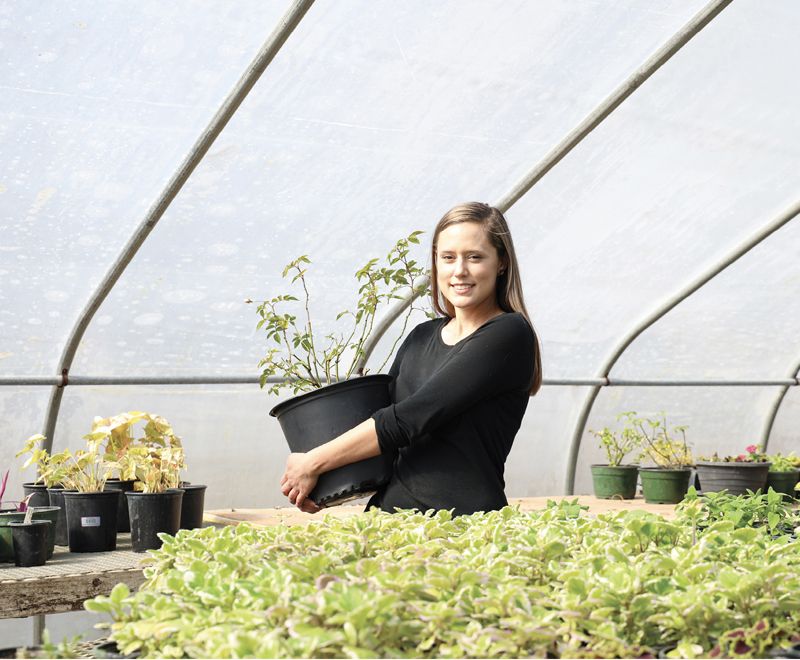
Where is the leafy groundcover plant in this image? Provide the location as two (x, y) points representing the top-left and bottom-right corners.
(85, 498), (800, 659)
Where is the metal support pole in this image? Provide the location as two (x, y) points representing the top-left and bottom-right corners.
(33, 614), (45, 647)
(39, 0), (316, 453)
(355, 0), (734, 374)
(564, 199), (800, 494)
(761, 357), (800, 452)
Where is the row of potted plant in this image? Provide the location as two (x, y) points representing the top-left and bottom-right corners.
(1, 411), (206, 562)
(590, 412), (800, 503)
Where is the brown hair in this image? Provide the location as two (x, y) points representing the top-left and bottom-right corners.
(430, 202), (542, 396)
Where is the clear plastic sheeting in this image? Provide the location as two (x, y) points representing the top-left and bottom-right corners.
(71, 0), (704, 377)
(510, 0), (800, 381)
(0, 388), (51, 500)
(614, 216), (800, 380)
(0, 0), (797, 506)
(0, 1), (287, 376)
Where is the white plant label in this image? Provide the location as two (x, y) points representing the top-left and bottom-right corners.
(81, 516), (101, 527)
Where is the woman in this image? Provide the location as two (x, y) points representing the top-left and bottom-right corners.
(280, 202), (542, 515)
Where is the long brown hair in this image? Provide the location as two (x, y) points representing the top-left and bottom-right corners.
(430, 202), (542, 396)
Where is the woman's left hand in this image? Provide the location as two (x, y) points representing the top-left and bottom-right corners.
(280, 452), (321, 512)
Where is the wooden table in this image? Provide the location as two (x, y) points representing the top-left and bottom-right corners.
(205, 495), (678, 527)
(0, 535), (146, 620)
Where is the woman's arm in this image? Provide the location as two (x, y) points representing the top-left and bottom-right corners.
(280, 418), (381, 510)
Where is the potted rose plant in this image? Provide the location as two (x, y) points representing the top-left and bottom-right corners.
(695, 444), (771, 496)
(251, 231), (429, 506)
(588, 411), (643, 499)
(634, 413), (694, 503)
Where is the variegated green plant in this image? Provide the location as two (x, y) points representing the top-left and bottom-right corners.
(86, 497), (800, 659)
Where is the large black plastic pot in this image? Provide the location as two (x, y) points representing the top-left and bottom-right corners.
(48, 487), (75, 546)
(63, 491), (119, 553)
(270, 374), (394, 506)
(179, 483), (207, 529)
(126, 489), (183, 552)
(22, 482), (49, 508)
(9, 520), (51, 567)
(104, 479), (137, 532)
(695, 461), (770, 495)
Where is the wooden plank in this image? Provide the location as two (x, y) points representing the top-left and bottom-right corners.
(0, 567), (146, 619)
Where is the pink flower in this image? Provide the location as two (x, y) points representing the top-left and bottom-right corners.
(745, 444), (758, 454)
(736, 454), (748, 462)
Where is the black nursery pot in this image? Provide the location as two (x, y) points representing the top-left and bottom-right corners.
(22, 482), (49, 508)
(179, 484), (207, 530)
(63, 491), (119, 553)
(270, 374), (395, 506)
(9, 520), (51, 567)
(126, 489), (183, 553)
(47, 487), (75, 546)
(104, 479), (138, 532)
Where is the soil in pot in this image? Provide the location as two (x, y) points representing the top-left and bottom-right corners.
(64, 491), (119, 553)
(9, 520), (51, 567)
(104, 479), (137, 533)
(766, 470), (799, 500)
(695, 461), (770, 495)
(639, 468), (691, 504)
(48, 487), (75, 546)
(590, 464), (638, 499)
(270, 374), (395, 506)
(179, 484), (207, 529)
(22, 482), (49, 508)
(0, 506), (59, 562)
(127, 489), (183, 552)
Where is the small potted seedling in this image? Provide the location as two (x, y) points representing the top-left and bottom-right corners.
(15, 434), (51, 508)
(1, 465), (60, 561)
(589, 412), (643, 499)
(8, 503), (51, 567)
(635, 412), (694, 504)
(695, 444), (771, 495)
(251, 231), (429, 506)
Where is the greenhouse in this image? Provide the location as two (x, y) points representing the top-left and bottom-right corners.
(1, 0), (799, 657)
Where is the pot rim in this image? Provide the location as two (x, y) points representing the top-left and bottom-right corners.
(269, 374), (393, 418)
(695, 461), (771, 468)
(638, 466), (692, 473)
(590, 463), (639, 469)
(8, 520), (51, 527)
(62, 490), (120, 498)
(125, 488), (184, 498)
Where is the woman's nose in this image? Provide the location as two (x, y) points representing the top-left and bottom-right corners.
(455, 258), (469, 275)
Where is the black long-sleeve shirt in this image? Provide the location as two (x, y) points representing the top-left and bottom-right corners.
(369, 312), (536, 516)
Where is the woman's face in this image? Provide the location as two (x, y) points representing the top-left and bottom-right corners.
(436, 221), (504, 315)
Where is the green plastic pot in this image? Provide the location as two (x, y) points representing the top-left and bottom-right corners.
(0, 506), (60, 562)
(638, 468), (691, 504)
(590, 464), (638, 499)
(695, 461), (770, 495)
(766, 469), (799, 499)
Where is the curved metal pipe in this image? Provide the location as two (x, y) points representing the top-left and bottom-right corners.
(761, 357), (800, 452)
(40, 0), (316, 453)
(356, 0), (734, 375)
(565, 198), (800, 494)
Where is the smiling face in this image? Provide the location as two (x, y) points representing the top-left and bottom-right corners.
(435, 221), (505, 317)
